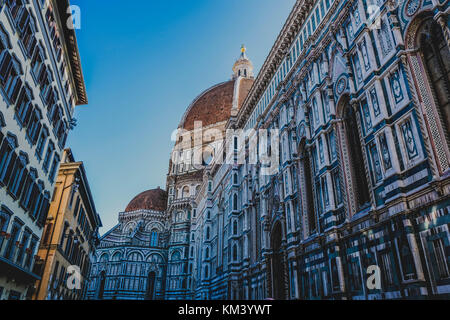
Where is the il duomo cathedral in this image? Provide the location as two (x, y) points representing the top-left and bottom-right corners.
(87, 0), (450, 300)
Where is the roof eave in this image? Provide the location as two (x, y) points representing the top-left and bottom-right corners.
(53, 0), (88, 106)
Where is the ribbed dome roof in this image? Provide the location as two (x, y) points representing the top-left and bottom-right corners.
(125, 188), (167, 212)
(181, 80), (235, 131)
(180, 78), (254, 131)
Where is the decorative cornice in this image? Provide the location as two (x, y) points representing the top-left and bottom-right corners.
(236, 0), (313, 128)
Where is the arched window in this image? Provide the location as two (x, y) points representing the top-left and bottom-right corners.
(150, 229), (158, 247)
(112, 252), (121, 262)
(302, 149), (317, 234)
(147, 253), (162, 264)
(206, 210), (210, 219)
(418, 19), (450, 149)
(171, 251), (181, 261)
(233, 173), (238, 184)
(204, 265), (209, 278)
(312, 97), (320, 126)
(128, 252), (143, 262)
(205, 226), (210, 240)
(205, 247), (209, 259)
(202, 146), (214, 166)
(308, 107), (315, 134)
(232, 244), (238, 261)
(233, 220), (238, 235)
(182, 186), (190, 198)
(343, 104), (370, 209)
(233, 194), (238, 211)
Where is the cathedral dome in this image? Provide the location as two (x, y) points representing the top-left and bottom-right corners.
(125, 188), (167, 212)
(180, 78), (254, 131)
(179, 47), (255, 131)
(181, 80), (236, 131)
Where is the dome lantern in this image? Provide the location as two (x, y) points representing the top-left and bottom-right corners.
(232, 45), (254, 79)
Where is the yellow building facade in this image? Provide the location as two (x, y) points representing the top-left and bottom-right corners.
(33, 149), (102, 300)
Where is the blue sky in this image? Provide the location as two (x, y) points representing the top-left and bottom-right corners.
(68, 0), (296, 234)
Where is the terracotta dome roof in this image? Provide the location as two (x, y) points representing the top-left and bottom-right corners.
(125, 188), (167, 212)
(181, 80), (235, 131)
(181, 79), (254, 131)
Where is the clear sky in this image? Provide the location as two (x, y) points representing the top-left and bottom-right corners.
(68, 0), (296, 234)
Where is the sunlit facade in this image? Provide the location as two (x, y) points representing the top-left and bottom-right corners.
(33, 148), (102, 300)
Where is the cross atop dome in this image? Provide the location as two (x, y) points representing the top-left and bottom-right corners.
(240, 44), (247, 58)
(232, 45), (254, 79)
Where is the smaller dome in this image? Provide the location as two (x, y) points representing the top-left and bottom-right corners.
(125, 188), (167, 212)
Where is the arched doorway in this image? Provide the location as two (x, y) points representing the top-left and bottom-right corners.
(271, 222), (286, 300)
(146, 271), (156, 300)
(97, 271), (106, 300)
